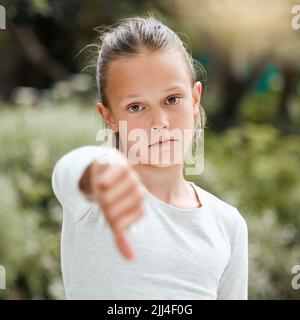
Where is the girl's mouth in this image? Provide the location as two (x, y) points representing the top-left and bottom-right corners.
(149, 138), (177, 148)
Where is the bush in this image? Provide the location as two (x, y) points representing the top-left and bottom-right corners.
(0, 103), (100, 299)
(194, 124), (300, 299)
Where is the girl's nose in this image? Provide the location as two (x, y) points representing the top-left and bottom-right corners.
(150, 110), (169, 131)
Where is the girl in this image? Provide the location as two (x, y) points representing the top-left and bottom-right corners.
(52, 16), (248, 300)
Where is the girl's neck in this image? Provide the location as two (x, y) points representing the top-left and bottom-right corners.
(133, 163), (201, 208)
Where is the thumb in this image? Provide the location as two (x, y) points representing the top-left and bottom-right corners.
(115, 232), (135, 261)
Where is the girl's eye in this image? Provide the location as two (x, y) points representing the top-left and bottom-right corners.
(165, 96), (181, 105)
(127, 104), (144, 113)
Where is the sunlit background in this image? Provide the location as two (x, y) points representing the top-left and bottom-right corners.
(0, 0), (300, 299)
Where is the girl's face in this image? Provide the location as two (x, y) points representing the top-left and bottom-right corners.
(96, 49), (202, 167)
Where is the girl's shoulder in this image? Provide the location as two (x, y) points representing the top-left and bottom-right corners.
(192, 183), (247, 232)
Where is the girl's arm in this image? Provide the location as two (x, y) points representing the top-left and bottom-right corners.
(51, 145), (145, 260)
(51, 146), (108, 215)
(217, 211), (249, 300)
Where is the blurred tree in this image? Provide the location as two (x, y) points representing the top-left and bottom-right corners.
(0, 0), (165, 101)
(163, 0), (300, 129)
(0, 0), (80, 99)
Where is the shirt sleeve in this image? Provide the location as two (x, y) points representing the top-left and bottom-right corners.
(51, 145), (119, 220)
(217, 210), (249, 300)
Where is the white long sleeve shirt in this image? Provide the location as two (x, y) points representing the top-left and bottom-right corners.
(51, 145), (248, 300)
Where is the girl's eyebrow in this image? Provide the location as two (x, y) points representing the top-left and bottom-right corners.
(121, 84), (185, 103)
(163, 84), (186, 93)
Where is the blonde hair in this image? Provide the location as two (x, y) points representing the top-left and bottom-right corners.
(95, 15), (207, 150)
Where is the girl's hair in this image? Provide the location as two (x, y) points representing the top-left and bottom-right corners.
(95, 15), (206, 151)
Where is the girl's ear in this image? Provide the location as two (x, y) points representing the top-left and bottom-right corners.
(192, 81), (202, 117)
(96, 103), (118, 132)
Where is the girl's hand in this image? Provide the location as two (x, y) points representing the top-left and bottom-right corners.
(79, 151), (145, 260)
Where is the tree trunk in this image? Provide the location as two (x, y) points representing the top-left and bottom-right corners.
(11, 24), (68, 81)
(207, 40), (270, 130)
(278, 64), (298, 123)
